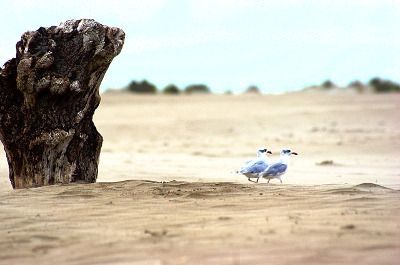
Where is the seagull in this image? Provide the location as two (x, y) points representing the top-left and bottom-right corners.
(238, 148), (272, 182)
(258, 148), (298, 183)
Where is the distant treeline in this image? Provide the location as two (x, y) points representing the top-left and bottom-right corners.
(318, 78), (400, 93)
(121, 80), (262, 94)
(125, 80), (210, 94)
(368, 78), (400, 93)
(115, 77), (400, 94)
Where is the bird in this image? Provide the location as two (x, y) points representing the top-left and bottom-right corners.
(238, 148), (272, 182)
(258, 148), (298, 183)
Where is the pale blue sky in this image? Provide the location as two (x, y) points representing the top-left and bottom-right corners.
(0, 0), (399, 93)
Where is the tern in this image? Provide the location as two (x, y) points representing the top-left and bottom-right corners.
(258, 148), (298, 183)
(238, 148), (272, 182)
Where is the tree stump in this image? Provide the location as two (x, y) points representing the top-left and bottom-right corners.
(0, 19), (125, 189)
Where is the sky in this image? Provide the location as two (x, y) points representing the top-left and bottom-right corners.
(0, 0), (399, 93)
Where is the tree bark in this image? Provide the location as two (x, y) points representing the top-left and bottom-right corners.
(0, 19), (124, 189)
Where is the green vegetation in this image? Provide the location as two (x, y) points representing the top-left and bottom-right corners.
(348, 80), (364, 88)
(224, 90), (233, 95)
(245, 85), (260, 94)
(119, 77), (400, 95)
(126, 80), (157, 94)
(163, 84), (180, 94)
(184, 84), (210, 94)
(321, 80), (335, 89)
(368, 78), (400, 93)
(348, 80), (365, 93)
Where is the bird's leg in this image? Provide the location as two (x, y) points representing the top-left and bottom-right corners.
(267, 179), (270, 184)
(279, 178), (282, 184)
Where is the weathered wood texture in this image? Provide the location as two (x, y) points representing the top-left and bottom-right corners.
(0, 19), (124, 188)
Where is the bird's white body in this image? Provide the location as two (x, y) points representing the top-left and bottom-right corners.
(258, 149), (298, 183)
(238, 148), (271, 182)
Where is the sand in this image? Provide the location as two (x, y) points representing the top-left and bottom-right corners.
(0, 92), (399, 264)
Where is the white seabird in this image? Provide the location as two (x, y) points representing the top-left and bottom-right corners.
(238, 148), (272, 182)
(258, 148), (298, 183)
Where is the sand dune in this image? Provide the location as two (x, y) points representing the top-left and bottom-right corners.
(0, 180), (399, 265)
(0, 92), (399, 264)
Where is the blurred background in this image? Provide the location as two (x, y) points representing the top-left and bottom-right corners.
(0, 0), (399, 189)
(1, 0), (399, 94)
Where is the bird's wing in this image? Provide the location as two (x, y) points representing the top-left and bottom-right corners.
(239, 159), (253, 172)
(264, 163), (287, 176)
(240, 159), (253, 167)
(240, 160), (268, 174)
(239, 158), (255, 171)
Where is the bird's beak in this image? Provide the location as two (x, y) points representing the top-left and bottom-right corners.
(292, 152), (298, 155)
(267, 151), (272, 154)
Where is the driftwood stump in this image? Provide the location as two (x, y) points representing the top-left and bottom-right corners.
(0, 19), (125, 188)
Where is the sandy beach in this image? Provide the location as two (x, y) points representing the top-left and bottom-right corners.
(1, 92), (399, 264)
